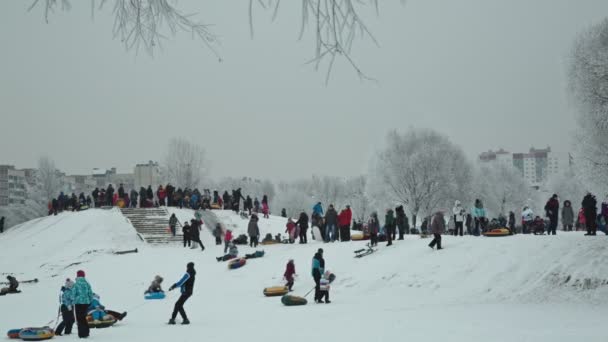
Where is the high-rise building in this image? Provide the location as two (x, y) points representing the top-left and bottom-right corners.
(134, 161), (161, 190)
(479, 147), (570, 186)
(0, 165), (27, 206)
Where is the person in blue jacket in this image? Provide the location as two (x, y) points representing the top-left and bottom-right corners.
(55, 279), (75, 336)
(168, 262), (196, 325)
(311, 248), (325, 303)
(313, 202), (324, 217)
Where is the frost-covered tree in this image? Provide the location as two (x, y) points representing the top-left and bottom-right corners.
(214, 177), (275, 202)
(372, 129), (472, 228)
(544, 166), (587, 208)
(471, 163), (531, 219)
(569, 18), (608, 196)
(27, 0), (383, 80)
(163, 138), (209, 189)
(37, 156), (61, 202)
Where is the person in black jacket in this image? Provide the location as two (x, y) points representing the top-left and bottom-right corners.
(106, 184), (114, 206)
(296, 212), (309, 244)
(189, 219), (205, 251)
(182, 222), (192, 248)
(168, 262), (196, 325)
(118, 184), (125, 199)
(0, 216), (4, 233)
(582, 193), (598, 236)
(91, 188), (99, 207)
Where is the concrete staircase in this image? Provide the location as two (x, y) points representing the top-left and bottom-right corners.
(119, 207), (182, 244)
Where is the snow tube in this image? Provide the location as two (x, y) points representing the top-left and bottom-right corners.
(210, 203), (222, 209)
(116, 198), (126, 208)
(483, 228), (511, 237)
(18, 327), (54, 341)
(6, 329), (20, 339)
(351, 233), (369, 241)
(144, 292), (166, 300)
(281, 295), (307, 306)
(228, 258), (246, 270)
(260, 240), (279, 245)
(263, 286), (289, 297)
(87, 314), (116, 328)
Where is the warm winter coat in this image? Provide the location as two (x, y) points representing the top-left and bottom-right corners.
(544, 197), (559, 219)
(472, 207), (486, 219)
(285, 221), (296, 239)
(228, 244), (238, 257)
(182, 224), (191, 238)
(247, 219), (260, 237)
(72, 277), (94, 305)
(325, 208), (338, 226)
(313, 203), (324, 216)
(452, 202), (465, 223)
(147, 276), (163, 293)
(522, 208), (534, 222)
(582, 194), (597, 220)
(430, 212), (445, 234)
(385, 210), (395, 228)
(60, 286), (75, 307)
(173, 266), (196, 294)
(296, 213), (309, 229)
(225, 230), (233, 242)
(311, 253), (324, 277)
(338, 210), (350, 227)
(561, 202), (574, 225)
(602, 200), (608, 218)
(169, 215), (178, 227)
(368, 215), (380, 234)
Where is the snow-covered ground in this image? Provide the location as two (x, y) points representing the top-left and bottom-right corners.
(1, 208), (607, 342)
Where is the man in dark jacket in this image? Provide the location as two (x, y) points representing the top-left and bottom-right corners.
(130, 189), (139, 208)
(582, 193), (598, 236)
(169, 214), (178, 237)
(324, 205), (338, 242)
(0, 216), (4, 233)
(248, 215), (260, 247)
(146, 186), (154, 201)
(395, 205), (409, 239)
(182, 222), (192, 248)
(296, 212), (309, 244)
(245, 196), (253, 215)
(106, 184), (114, 206)
(544, 194), (560, 235)
(118, 184), (125, 199)
(168, 262), (196, 325)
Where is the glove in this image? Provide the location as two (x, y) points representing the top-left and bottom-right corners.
(169, 285), (176, 291)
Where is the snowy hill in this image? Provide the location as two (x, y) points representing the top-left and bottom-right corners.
(1, 209), (607, 342)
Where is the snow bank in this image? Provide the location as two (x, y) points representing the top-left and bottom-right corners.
(1, 209), (607, 342)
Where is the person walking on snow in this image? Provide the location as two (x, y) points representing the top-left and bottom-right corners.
(452, 201), (465, 236)
(189, 219), (205, 251)
(169, 214), (178, 237)
(55, 278), (75, 336)
(72, 270), (94, 338)
(285, 218), (297, 244)
(472, 199), (486, 236)
(395, 205), (409, 239)
(385, 208), (396, 246)
(311, 248), (325, 303)
(182, 222), (192, 248)
(168, 262), (196, 325)
(284, 259), (296, 291)
(582, 193), (598, 235)
(428, 211), (445, 250)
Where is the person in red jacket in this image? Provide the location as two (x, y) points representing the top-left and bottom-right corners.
(284, 259), (296, 291)
(224, 229), (233, 254)
(157, 186), (167, 206)
(338, 205), (352, 241)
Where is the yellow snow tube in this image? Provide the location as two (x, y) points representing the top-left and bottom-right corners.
(263, 286), (289, 297)
(483, 228), (511, 237)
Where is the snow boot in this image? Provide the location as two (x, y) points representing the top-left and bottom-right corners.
(168, 319), (176, 325)
(119, 312), (127, 320)
(182, 319), (190, 325)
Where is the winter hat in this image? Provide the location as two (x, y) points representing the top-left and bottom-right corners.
(76, 270), (85, 278)
(65, 278), (74, 288)
(318, 248), (324, 254)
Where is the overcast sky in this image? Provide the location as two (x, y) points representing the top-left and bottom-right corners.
(1, 0), (607, 180)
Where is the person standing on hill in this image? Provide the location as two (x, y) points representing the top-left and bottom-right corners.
(118, 184), (125, 199)
(508, 211), (516, 233)
(213, 223), (223, 245)
(296, 212), (309, 244)
(313, 202), (324, 217)
(368, 212), (380, 247)
(472, 199), (486, 236)
(385, 208), (395, 246)
(168, 262), (196, 325)
(582, 193), (598, 236)
(248, 214), (260, 248)
(224, 229), (233, 253)
(106, 184), (114, 206)
(544, 194), (560, 235)
(452, 201), (465, 237)
(561, 200), (574, 231)
(324, 204), (338, 242)
(338, 205), (352, 241)
(245, 196), (253, 215)
(72, 270), (94, 338)
(395, 205), (408, 239)
(311, 248), (325, 303)
(428, 211), (445, 250)
(0, 216), (4, 233)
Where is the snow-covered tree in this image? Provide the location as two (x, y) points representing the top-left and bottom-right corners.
(26, 0), (382, 80)
(569, 18), (608, 196)
(37, 156), (61, 202)
(371, 129), (472, 228)
(544, 166), (587, 209)
(163, 138), (209, 189)
(471, 163), (531, 219)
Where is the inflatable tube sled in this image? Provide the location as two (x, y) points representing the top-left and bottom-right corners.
(7, 329), (20, 339)
(281, 295), (307, 306)
(263, 286), (289, 297)
(18, 327), (54, 341)
(87, 314), (117, 328)
(145, 291), (166, 300)
(228, 258), (246, 270)
(260, 240), (280, 245)
(483, 228), (511, 237)
(351, 233), (369, 241)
